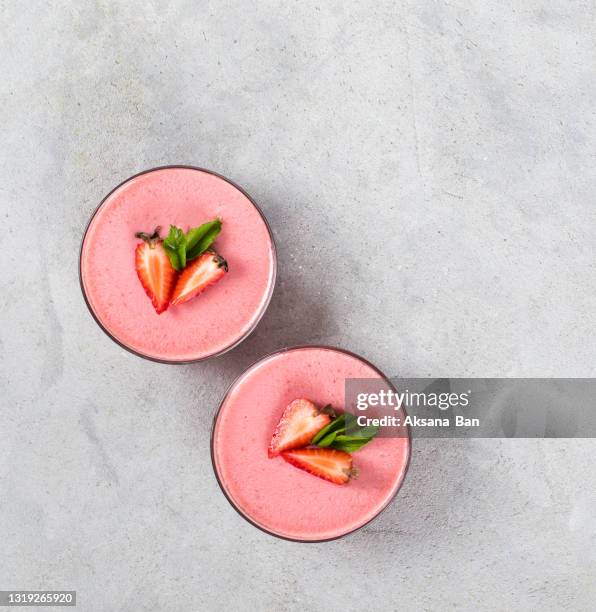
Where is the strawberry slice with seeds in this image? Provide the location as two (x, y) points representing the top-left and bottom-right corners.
(268, 399), (333, 458)
(135, 229), (177, 314)
(281, 448), (357, 484)
(170, 250), (228, 306)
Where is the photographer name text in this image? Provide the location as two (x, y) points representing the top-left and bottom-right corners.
(355, 414), (480, 428)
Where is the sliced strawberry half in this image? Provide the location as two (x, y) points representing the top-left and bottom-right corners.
(281, 448), (357, 485)
(268, 399), (332, 458)
(170, 250), (228, 306)
(135, 236), (177, 314)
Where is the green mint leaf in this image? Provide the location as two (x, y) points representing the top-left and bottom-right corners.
(333, 434), (375, 444)
(343, 412), (360, 432)
(347, 425), (380, 439)
(313, 411), (380, 452)
(185, 220), (216, 250)
(178, 243), (186, 269)
(163, 225), (186, 271)
(186, 219), (222, 261)
(315, 430), (339, 447)
(312, 414), (346, 445)
(164, 248), (181, 271)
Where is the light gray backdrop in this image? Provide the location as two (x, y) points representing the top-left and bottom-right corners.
(1, 2), (595, 611)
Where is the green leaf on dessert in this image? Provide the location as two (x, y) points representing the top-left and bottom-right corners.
(185, 220), (216, 250)
(178, 243), (186, 269)
(186, 219), (222, 261)
(312, 412), (379, 452)
(163, 225), (186, 271)
(165, 250), (181, 271)
(343, 412), (359, 431)
(345, 424), (379, 439)
(315, 430), (339, 447)
(156, 220), (223, 271)
(311, 414), (346, 445)
(334, 434), (374, 443)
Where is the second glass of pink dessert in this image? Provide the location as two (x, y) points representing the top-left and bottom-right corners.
(80, 166), (276, 362)
(211, 346), (411, 541)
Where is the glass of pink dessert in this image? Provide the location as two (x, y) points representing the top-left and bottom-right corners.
(211, 346), (411, 542)
(80, 166), (276, 363)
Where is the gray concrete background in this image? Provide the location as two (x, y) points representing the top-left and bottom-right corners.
(1, 1), (595, 610)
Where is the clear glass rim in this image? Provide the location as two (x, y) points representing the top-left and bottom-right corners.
(79, 165), (278, 364)
(210, 344), (413, 543)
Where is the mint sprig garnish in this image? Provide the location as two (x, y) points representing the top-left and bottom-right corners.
(312, 411), (379, 453)
(162, 218), (222, 271)
(186, 219), (222, 261)
(163, 225), (186, 270)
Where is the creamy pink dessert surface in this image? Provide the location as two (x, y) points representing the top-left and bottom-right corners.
(212, 347), (410, 541)
(80, 167), (275, 361)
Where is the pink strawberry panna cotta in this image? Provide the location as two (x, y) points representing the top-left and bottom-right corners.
(80, 167), (276, 362)
(212, 346), (411, 541)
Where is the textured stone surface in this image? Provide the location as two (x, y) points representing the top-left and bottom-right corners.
(1, 2), (595, 610)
